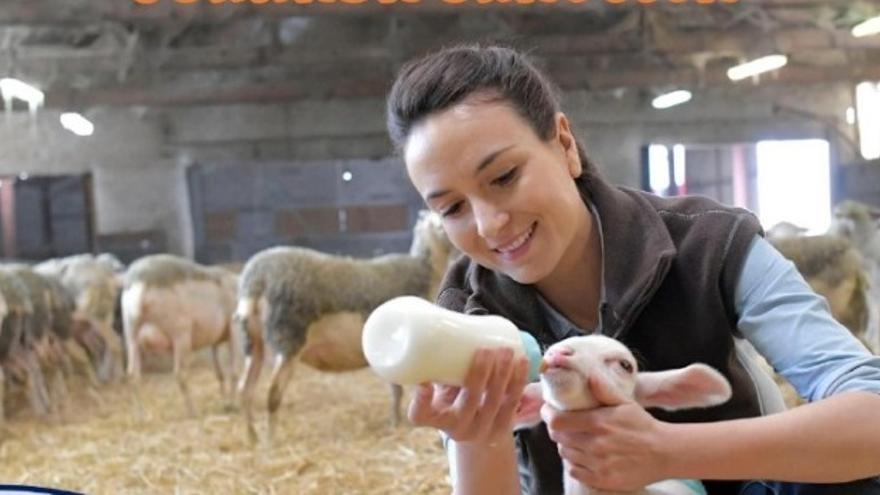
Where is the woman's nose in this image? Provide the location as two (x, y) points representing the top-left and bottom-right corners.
(473, 202), (509, 239)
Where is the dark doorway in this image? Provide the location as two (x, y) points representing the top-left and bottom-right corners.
(0, 173), (95, 261)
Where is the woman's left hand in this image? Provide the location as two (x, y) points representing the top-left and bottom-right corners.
(540, 375), (672, 491)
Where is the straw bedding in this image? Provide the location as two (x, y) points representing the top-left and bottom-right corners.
(0, 358), (450, 494)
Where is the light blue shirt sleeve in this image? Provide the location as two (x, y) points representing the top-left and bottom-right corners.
(735, 235), (880, 401)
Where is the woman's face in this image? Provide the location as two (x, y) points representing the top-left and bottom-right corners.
(404, 99), (589, 285)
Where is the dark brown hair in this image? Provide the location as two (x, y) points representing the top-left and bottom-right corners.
(386, 44), (596, 175)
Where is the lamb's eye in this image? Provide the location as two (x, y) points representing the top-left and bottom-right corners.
(619, 360), (634, 374)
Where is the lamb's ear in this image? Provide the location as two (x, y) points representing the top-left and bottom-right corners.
(634, 364), (732, 411)
(513, 383), (544, 430)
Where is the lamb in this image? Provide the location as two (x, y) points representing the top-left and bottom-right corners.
(35, 253), (125, 382)
(514, 335), (732, 495)
(235, 211), (455, 443)
(828, 200), (880, 354)
(121, 254), (240, 417)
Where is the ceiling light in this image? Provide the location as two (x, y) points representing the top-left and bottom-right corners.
(852, 16), (880, 38)
(0, 78), (45, 108)
(60, 112), (94, 136)
(652, 90), (692, 109)
(727, 55), (788, 82)
(342, 171), (353, 182)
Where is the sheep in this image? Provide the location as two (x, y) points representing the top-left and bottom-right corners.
(36, 254), (126, 382)
(40, 273), (103, 386)
(514, 335), (732, 495)
(235, 211), (455, 443)
(10, 266), (102, 387)
(122, 254), (239, 417)
(828, 200), (880, 354)
(6, 265), (74, 413)
(0, 268), (52, 420)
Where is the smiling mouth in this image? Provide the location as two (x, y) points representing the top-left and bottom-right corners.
(493, 222), (536, 254)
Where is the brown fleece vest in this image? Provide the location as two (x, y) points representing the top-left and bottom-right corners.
(436, 170), (763, 495)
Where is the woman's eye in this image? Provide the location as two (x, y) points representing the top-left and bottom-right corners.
(442, 202), (463, 217)
(492, 167), (518, 186)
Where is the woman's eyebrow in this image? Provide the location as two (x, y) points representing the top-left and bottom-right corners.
(425, 144), (516, 201)
(474, 144), (515, 176)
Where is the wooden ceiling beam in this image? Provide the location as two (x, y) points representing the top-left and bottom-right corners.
(42, 58), (880, 108)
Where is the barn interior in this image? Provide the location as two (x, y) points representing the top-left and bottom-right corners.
(0, 0), (879, 493)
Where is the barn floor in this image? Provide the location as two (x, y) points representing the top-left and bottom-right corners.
(0, 358), (450, 494)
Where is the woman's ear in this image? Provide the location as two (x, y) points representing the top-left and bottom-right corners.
(555, 112), (582, 179)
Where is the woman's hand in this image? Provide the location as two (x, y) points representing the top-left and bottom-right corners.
(541, 374), (672, 491)
(408, 347), (529, 444)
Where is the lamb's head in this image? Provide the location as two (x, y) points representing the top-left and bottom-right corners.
(830, 200), (880, 247)
(410, 210), (456, 262)
(767, 221), (807, 241)
(514, 335), (733, 429)
(540, 336), (638, 411)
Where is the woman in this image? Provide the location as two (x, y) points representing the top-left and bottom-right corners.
(385, 44), (880, 495)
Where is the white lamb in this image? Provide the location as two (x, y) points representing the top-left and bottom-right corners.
(514, 335), (732, 495)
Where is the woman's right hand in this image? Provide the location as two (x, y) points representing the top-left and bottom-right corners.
(407, 347), (529, 444)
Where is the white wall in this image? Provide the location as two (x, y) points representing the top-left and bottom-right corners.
(0, 82), (859, 258)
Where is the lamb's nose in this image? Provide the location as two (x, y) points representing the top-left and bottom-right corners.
(549, 346), (574, 357)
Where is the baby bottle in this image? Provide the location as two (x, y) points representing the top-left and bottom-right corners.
(362, 296), (542, 386)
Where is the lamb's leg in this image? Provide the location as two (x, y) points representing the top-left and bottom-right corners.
(73, 318), (106, 386)
(55, 337), (74, 377)
(227, 320), (243, 404)
(266, 352), (296, 445)
(22, 351), (50, 417)
(237, 320), (264, 445)
(390, 383), (403, 427)
(211, 344), (226, 400)
(126, 330), (145, 420)
(96, 327), (117, 384)
(50, 364), (68, 419)
(33, 336), (60, 418)
(66, 339), (99, 387)
(172, 334), (196, 418)
(47, 336), (69, 417)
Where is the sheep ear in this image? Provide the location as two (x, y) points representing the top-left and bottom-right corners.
(634, 364), (732, 412)
(513, 383), (544, 430)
